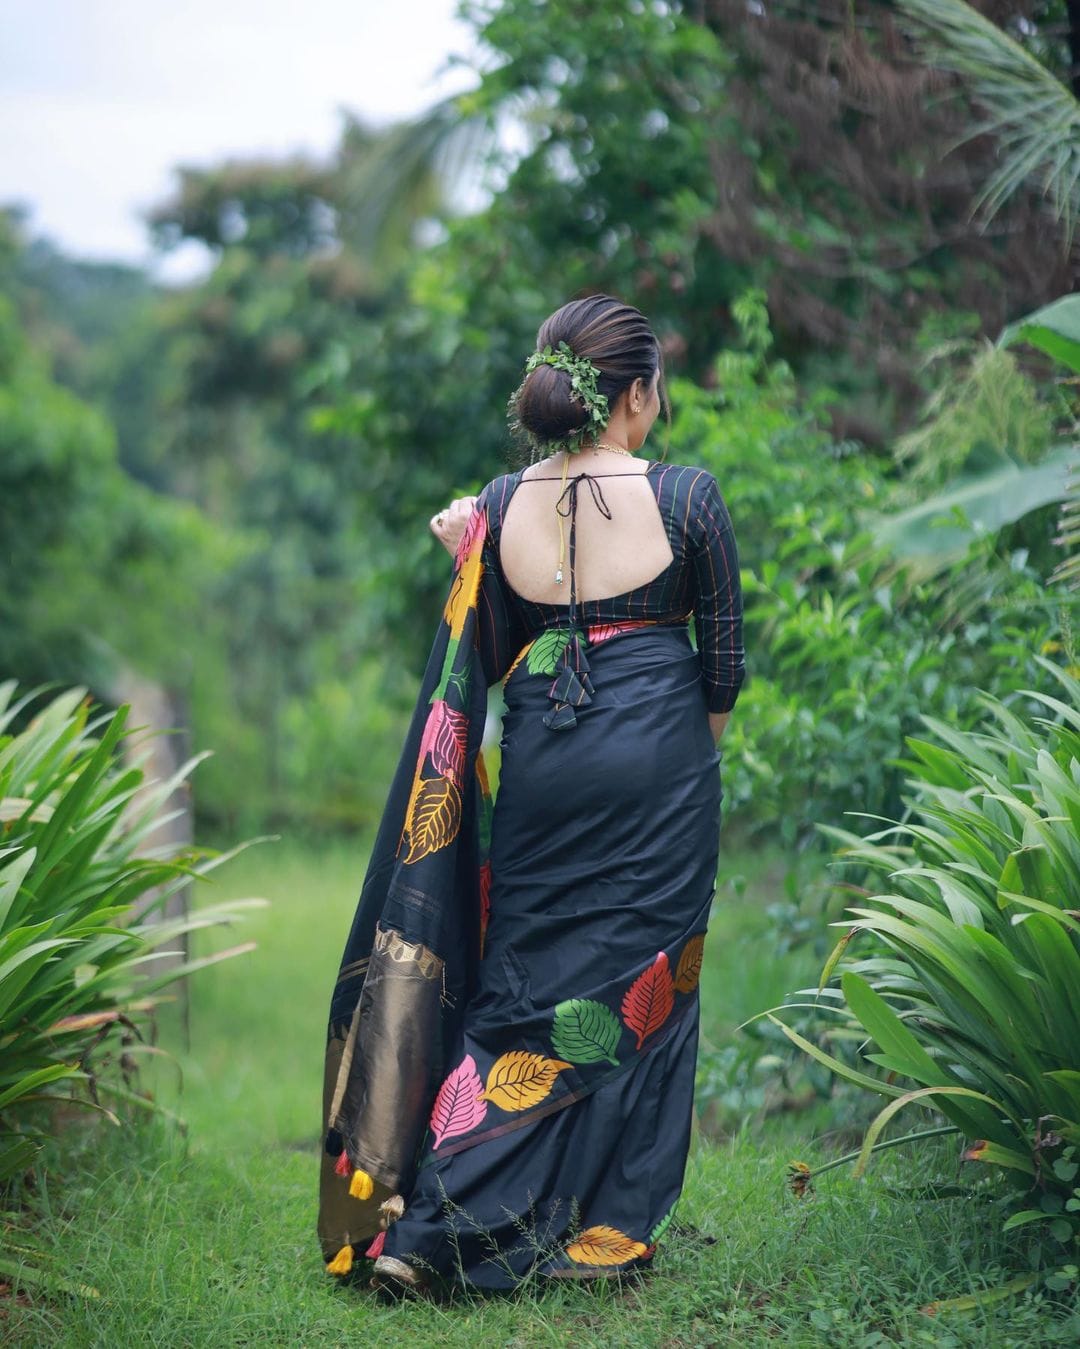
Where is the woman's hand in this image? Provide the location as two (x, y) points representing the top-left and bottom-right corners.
(708, 711), (730, 746)
(430, 496), (478, 558)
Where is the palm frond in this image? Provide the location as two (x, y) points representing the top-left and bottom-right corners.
(336, 97), (500, 268)
(895, 0), (1080, 242)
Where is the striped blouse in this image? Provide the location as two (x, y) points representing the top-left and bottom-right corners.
(475, 461), (745, 714)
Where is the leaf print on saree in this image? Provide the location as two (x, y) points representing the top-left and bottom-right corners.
(649, 1198), (679, 1246)
(550, 998), (621, 1066)
(480, 1051), (571, 1112)
(401, 772), (462, 865)
(674, 933), (705, 994)
(621, 952), (674, 1050)
(566, 1225), (649, 1266)
(526, 627), (583, 676)
(453, 500), (487, 570)
(418, 699), (468, 785)
(429, 1054), (488, 1148)
(585, 619), (657, 646)
(478, 859), (492, 955)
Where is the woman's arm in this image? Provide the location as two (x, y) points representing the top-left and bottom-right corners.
(691, 473), (746, 731)
(708, 710), (731, 745)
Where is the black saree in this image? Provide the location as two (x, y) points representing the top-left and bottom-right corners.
(319, 463), (744, 1288)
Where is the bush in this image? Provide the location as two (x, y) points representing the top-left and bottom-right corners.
(772, 661), (1080, 1284)
(0, 680), (264, 1189)
(722, 523), (1060, 842)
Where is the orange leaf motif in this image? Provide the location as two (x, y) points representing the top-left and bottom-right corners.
(566, 1225), (649, 1266)
(481, 1051), (571, 1112)
(402, 775), (462, 864)
(621, 951), (674, 1050)
(674, 933), (705, 994)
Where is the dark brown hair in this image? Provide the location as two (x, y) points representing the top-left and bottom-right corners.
(511, 294), (671, 460)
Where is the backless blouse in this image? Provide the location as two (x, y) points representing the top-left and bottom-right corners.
(475, 460), (745, 715)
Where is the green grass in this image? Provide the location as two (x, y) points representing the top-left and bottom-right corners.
(4, 837), (1079, 1347)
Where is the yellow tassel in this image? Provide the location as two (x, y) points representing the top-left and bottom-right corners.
(348, 1169), (375, 1201)
(325, 1244), (354, 1276)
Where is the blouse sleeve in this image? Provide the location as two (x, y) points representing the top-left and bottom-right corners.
(690, 472), (746, 713)
(474, 482), (529, 686)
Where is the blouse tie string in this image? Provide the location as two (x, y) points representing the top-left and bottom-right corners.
(543, 472), (613, 732)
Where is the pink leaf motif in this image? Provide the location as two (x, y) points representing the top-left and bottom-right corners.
(419, 700), (468, 784)
(429, 1053), (487, 1148)
(453, 502), (488, 570)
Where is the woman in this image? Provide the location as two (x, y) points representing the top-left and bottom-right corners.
(318, 294), (745, 1295)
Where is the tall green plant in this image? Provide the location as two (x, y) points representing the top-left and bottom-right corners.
(0, 680), (266, 1189)
(769, 661), (1080, 1284)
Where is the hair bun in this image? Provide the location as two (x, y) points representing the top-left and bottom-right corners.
(514, 362), (590, 443)
(506, 294), (664, 460)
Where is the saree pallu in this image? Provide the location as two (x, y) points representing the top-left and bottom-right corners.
(318, 491), (723, 1286)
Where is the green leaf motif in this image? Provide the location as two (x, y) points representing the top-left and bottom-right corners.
(526, 628), (581, 677)
(551, 998), (620, 1066)
(649, 1199), (679, 1245)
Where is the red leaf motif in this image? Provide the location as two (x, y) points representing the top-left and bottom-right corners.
(479, 860), (492, 952)
(419, 700), (468, 784)
(429, 1053), (487, 1148)
(587, 623), (623, 646)
(621, 952), (674, 1050)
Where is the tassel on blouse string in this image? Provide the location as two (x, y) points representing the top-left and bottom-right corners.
(544, 471), (614, 732)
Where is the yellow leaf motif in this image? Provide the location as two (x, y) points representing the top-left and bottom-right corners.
(481, 1051), (571, 1112)
(566, 1225), (649, 1266)
(402, 775), (462, 864)
(502, 639), (534, 685)
(443, 548), (484, 641)
(674, 934), (705, 994)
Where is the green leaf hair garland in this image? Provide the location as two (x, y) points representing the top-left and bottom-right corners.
(506, 340), (611, 457)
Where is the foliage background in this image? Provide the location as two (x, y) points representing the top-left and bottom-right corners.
(4, 0), (1076, 839)
(3, 0), (1080, 1334)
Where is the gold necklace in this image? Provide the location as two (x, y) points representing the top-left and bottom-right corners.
(582, 440), (635, 457)
(554, 443), (637, 583)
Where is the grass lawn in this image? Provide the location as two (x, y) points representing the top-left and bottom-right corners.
(4, 836), (1078, 1347)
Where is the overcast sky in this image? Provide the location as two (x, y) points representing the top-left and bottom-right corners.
(0, 0), (479, 280)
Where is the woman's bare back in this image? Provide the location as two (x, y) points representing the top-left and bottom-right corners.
(498, 457), (674, 605)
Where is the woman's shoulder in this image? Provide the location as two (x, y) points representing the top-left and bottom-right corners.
(479, 470), (524, 505)
(648, 460), (723, 502)
(648, 462), (735, 546)
(477, 469), (525, 534)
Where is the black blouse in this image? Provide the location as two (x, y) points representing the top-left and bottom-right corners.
(474, 461), (746, 714)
